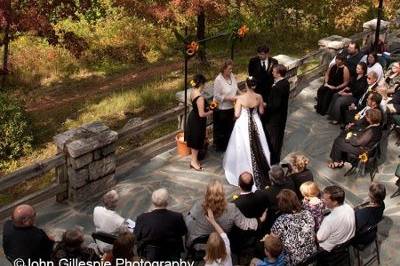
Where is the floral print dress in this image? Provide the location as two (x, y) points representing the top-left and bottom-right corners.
(302, 198), (326, 231)
(271, 210), (317, 266)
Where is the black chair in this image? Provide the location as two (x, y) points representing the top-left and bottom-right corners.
(92, 231), (118, 245)
(352, 224), (380, 266)
(186, 234), (210, 264)
(344, 142), (380, 182)
(316, 239), (352, 266)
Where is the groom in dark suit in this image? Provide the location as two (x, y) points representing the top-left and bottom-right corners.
(264, 64), (290, 164)
(248, 45), (278, 103)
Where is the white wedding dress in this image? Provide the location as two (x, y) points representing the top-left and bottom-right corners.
(223, 107), (271, 191)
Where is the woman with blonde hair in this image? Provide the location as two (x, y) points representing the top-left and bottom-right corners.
(300, 181), (325, 231)
(287, 153), (314, 199)
(185, 179), (266, 247)
(204, 209), (232, 266)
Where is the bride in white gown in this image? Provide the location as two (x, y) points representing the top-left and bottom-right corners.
(223, 77), (271, 190)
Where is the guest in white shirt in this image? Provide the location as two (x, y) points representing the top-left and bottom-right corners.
(317, 185), (355, 253)
(213, 59), (238, 152)
(93, 190), (125, 253)
(365, 53), (384, 83)
(204, 208), (232, 266)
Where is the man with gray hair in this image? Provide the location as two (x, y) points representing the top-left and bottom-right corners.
(3, 204), (54, 263)
(258, 165), (296, 231)
(134, 188), (187, 261)
(93, 189), (126, 253)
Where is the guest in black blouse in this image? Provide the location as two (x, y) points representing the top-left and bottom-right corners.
(327, 62), (368, 125)
(352, 182), (386, 246)
(315, 54), (350, 115)
(329, 108), (382, 169)
(286, 154), (314, 200)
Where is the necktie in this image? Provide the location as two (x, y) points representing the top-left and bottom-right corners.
(262, 61), (266, 70)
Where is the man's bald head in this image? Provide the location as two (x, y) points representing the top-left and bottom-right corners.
(12, 204), (35, 227)
(239, 172), (254, 192)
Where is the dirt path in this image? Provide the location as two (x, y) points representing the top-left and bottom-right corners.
(25, 61), (183, 113)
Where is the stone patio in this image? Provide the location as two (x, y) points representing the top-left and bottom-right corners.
(1, 76), (400, 265)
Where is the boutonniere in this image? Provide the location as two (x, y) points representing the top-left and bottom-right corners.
(232, 194), (239, 200)
(354, 113), (361, 120)
(345, 132), (353, 140)
(359, 152), (368, 163)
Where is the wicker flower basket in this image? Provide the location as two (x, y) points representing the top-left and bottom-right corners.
(176, 131), (191, 156)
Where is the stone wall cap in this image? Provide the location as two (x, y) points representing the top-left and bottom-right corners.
(273, 54), (300, 69)
(363, 19), (390, 31)
(318, 35), (351, 50)
(66, 130), (118, 158)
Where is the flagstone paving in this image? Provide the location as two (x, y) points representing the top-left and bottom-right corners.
(1, 77), (400, 266)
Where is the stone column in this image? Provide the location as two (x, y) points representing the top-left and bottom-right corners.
(362, 18), (390, 49)
(54, 122), (118, 202)
(273, 54), (301, 92)
(318, 35), (351, 68)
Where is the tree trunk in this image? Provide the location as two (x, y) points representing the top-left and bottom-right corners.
(1, 0), (11, 89)
(196, 9), (207, 63)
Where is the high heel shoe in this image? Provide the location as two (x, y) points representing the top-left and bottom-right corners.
(190, 163), (203, 171)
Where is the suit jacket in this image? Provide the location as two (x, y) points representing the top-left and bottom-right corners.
(289, 169), (314, 200)
(388, 88), (400, 113)
(134, 209), (187, 255)
(264, 78), (290, 125)
(3, 220), (54, 263)
(248, 56), (278, 101)
(232, 191), (270, 218)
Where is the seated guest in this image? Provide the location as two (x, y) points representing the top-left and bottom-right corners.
(271, 189), (317, 265)
(204, 208), (233, 266)
(344, 71), (379, 124)
(380, 61), (400, 94)
(366, 52), (384, 83)
(230, 172), (269, 262)
(93, 190), (126, 253)
(52, 228), (100, 264)
(110, 232), (136, 265)
(185, 179), (265, 247)
(300, 181), (325, 231)
(315, 54), (350, 115)
(345, 92), (382, 131)
(260, 165), (296, 232)
(329, 42), (363, 77)
(329, 109), (382, 169)
(352, 182), (386, 246)
(250, 234), (285, 266)
(3, 204), (54, 263)
(327, 62), (368, 125)
(134, 188), (187, 261)
(286, 154), (314, 199)
(317, 185), (355, 252)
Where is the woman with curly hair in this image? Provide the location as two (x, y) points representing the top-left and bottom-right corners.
(287, 153), (314, 199)
(185, 179), (266, 248)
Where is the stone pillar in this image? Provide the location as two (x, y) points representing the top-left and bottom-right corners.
(54, 122), (118, 202)
(362, 18), (390, 49)
(273, 54), (301, 92)
(318, 35), (351, 68)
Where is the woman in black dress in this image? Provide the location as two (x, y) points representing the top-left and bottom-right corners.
(352, 182), (386, 246)
(328, 108), (382, 169)
(315, 54), (350, 115)
(185, 74), (213, 171)
(327, 62), (368, 124)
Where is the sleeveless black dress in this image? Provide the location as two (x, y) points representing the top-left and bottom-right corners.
(185, 95), (208, 150)
(316, 65), (345, 115)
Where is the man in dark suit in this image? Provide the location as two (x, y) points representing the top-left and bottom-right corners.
(248, 45), (278, 103)
(264, 64), (290, 164)
(230, 172), (269, 264)
(3, 204), (54, 263)
(134, 188), (187, 261)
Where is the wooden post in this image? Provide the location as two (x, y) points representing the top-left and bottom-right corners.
(183, 27), (189, 133)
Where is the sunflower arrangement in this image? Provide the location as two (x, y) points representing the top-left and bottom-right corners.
(237, 25), (249, 39)
(186, 41), (199, 56)
(359, 152), (369, 163)
(209, 100), (218, 110)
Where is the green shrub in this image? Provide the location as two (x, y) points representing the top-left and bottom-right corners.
(0, 94), (33, 162)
